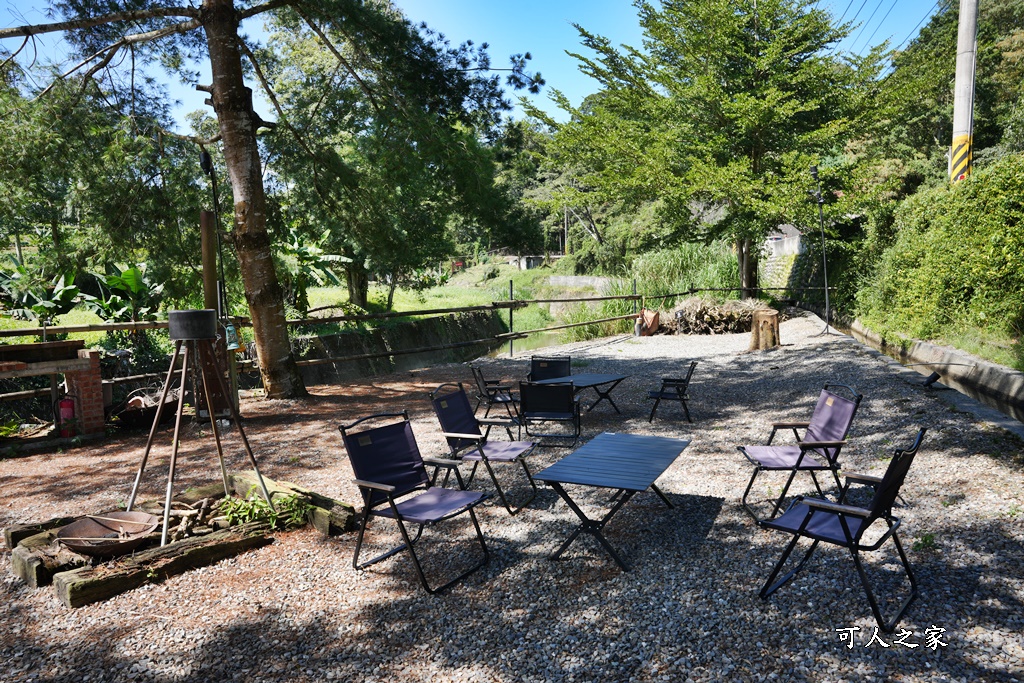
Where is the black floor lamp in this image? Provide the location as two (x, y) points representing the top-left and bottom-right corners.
(810, 165), (835, 336)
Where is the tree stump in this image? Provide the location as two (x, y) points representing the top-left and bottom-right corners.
(749, 309), (780, 351)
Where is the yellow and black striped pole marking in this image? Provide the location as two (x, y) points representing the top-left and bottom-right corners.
(951, 133), (972, 182)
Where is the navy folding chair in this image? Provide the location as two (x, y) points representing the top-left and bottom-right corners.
(470, 364), (519, 419)
(338, 412), (489, 594)
(647, 360), (697, 422)
(739, 383), (862, 522)
(519, 381), (581, 447)
(528, 355), (572, 382)
(430, 383), (538, 515)
(760, 428), (926, 632)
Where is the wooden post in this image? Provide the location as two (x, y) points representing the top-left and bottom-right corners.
(749, 309), (780, 351)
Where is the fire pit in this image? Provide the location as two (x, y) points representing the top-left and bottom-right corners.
(56, 511), (160, 558)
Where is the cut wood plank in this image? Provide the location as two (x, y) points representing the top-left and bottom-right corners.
(229, 472), (356, 536)
(11, 529), (87, 588)
(4, 515), (78, 549)
(52, 522), (273, 609)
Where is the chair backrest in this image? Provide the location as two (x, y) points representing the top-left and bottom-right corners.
(430, 383), (482, 452)
(339, 412), (429, 506)
(865, 427), (926, 525)
(529, 356), (572, 382)
(674, 360), (697, 385)
(519, 381), (575, 417)
(804, 384), (863, 452)
(469, 365), (489, 397)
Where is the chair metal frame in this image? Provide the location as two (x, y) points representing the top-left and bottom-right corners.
(647, 360), (697, 422)
(519, 381), (581, 447)
(739, 383), (863, 523)
(469, 364), (519, 419)
(528, 355), (572, 382)
(760, 428), (926, 632)
(430, 382), (538, 515)
(338, 411), (489, 594)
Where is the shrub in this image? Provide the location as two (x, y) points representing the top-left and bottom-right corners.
(856, 153), (1024, 359)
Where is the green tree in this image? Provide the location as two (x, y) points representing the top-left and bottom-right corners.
(1, 0), (541, 397)
(532, 0), (881, 291)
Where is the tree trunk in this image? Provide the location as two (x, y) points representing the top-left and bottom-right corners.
(748, 309), (780, 351)
(202, 0), (306, 399)
(737, 237), (759, 298)
(346, 262), (369, 309)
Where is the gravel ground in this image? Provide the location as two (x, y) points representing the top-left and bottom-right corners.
(2, 309), (1023, 683)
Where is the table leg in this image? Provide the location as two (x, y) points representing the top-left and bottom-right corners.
(584, 379), (624, 413)
(547, 482), (636, 570)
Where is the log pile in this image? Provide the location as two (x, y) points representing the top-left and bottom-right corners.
(669, 297), (778, 335)
(4, 473), (356, 608)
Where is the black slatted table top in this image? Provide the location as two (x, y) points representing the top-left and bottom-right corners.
(535, 432), (690, 491)
(534, 373), (627, 388)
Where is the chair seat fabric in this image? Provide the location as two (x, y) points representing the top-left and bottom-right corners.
(373, 488), (485, 524)
(461, 440), (534, 462)
(525, 410), (575, 420)
(762, 499), (868, 544)
(742, 445), (829, 470)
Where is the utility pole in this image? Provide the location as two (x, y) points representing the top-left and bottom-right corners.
(950, 0), (979, 183)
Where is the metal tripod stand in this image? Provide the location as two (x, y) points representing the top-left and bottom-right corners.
(125, 310), (273, 545)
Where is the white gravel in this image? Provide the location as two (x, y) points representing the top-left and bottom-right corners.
(2, 309), (1023, 683)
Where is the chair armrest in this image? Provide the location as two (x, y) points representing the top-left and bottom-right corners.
(353, 479), (396, 493)
(441, 431), (485, 441)
(797, 440), (847, 449)
(422, 456), (464, 469)
(773, 421), (811, 429)
(845, 472), (883, 486)
(477, 417), (515, 427)
(803, 498), (870, 517)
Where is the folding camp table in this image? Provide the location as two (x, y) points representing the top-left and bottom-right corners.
(535, 373), (628, 413)
(535, 431), (690, 570)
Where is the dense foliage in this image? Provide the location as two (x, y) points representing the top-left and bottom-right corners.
(857, 154), (1024, 352)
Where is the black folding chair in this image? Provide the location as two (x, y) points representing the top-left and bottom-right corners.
(338, 412), (489, 594)
(528, 355), (572, 382)
(519, 381), (581, 447)
(470, 364), (519, 419)
(739, 383), (862, 523)
(647, 360), (697, 422)
(760, 428), (926, 632)
(430, 383), (538, 515)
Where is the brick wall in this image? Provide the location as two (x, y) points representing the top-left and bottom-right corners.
(64, 350), (105, 436)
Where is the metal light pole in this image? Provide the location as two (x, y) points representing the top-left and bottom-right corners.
(810, 165), (834, 336)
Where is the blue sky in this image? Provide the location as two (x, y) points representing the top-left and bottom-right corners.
(1, 0), (942, 130)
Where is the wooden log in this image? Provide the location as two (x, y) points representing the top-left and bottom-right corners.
(229, 472), (356, 535)
(52, 522), (273, 609)
(4, 516), (78, 549)
(749, 309), (781, 351)
(11, 529), (88, 588)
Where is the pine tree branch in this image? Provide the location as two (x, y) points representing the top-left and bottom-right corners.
(0, 7), (199, 40)
(293, 8), (382, 116)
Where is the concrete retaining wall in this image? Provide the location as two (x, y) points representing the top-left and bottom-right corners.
(847, 319), (1024, 420)
(291, 311), (508, 385)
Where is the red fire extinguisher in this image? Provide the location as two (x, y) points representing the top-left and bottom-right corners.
(56, 395), (77, 438)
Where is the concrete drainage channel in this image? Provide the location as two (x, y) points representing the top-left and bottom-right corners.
(840, 318), (1024, 440)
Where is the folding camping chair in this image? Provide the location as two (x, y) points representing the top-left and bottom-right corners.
(528, 355), (572, 382)
(519, 381), (581, 447)
(470, 364), (519, 419)
(647, 360), (698, 422)
(430, 382), (538, 515)
(760, 428), (926, 632)
(739, 383), (862, 523)
(338, 411), (489, 594)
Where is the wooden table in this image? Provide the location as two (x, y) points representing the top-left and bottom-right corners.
(535, 431), (690, 570)
(535, 373), (628, 413)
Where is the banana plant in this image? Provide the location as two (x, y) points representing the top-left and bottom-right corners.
(0, 256), (85, 325)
